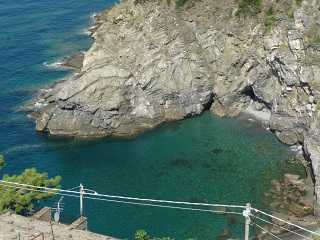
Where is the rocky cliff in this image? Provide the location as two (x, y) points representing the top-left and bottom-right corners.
(31, 0), (320, 214)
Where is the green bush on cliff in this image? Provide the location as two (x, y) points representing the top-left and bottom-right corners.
(305, 23), (320, 47)
(0, 155), (61, 214)
(264, 6), (277, 31)
(0, 155), (4, 169)
(237, 0), (262, 16)
(135, 230), (175, 240)
(175, 0), (189, 8)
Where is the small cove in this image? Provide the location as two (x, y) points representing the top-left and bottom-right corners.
(1, 112), (299, 239)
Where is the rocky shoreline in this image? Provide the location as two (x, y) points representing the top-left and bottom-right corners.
(60, 53), (84, 72)
(29, 0), (320, 217)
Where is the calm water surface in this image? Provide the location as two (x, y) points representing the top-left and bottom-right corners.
(0, 0), (296, 239)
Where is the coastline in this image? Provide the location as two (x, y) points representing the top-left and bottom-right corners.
(34, 0), (316, 195)
(25, 0), (320, 237)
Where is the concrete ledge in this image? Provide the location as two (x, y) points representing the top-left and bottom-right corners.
(0, 212), (117, 240)
(32, 207), (51, 222)
(69, 216), (88, 231)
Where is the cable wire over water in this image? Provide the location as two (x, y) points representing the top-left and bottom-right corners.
(0, 182), (243, 216)
(252, 222), (284, 240)
(252, 208), (320, 237)
(0, 180), (246, 209)
(1, 180), (320, 239)
(251, 214), (313, 240)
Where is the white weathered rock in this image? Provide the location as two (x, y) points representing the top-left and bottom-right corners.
(305, 131), (320, 215)
(300, 66), (314, 83)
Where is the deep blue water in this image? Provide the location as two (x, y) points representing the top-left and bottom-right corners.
(0, 1), (296, 239)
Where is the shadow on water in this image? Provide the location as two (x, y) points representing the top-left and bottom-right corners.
(170, 158), (194, 170)
(210, 148), (224, 155)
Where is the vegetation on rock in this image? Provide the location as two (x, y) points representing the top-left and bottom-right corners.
(305, 23), (320, 47)
(0, 155), (4, 169)
(135, 230), (174, 240)
(234, 0), (306, 32)
(175, 0), (190, 8)
(0, 155), (61, 214)
(236, 0), (262, 16)
(264, 6), (277, 31)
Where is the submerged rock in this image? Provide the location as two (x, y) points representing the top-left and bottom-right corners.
(276, 131), (299, 146)
(268, 173), (313, 218)
(217, 229), (232, 240)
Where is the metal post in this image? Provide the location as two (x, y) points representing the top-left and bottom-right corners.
(243, 203), (251, 240)
(57, 196), (63, 215)
(80, 183), (84, 216)
(50, 221), (55, 240)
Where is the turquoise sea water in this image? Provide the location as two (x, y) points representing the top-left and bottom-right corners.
(0, 1), (296, 239)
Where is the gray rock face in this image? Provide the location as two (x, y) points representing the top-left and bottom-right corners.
(31, 0), (320, 213)
(305, 116), (320, 216)
(33, 1), (213, 137)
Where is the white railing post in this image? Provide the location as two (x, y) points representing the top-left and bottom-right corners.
(243, 203), (251, 240)
(80, 183), (84, 216)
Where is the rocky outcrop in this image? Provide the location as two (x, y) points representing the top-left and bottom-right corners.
(31, 0), (320, 212)
(32, 0), (320, 138)
(33, 0), (214, 137)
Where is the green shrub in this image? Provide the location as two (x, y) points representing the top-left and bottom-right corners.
(266, 6), (274, 16)
(237, 0), (262, 16)
(264, 6), (277, 31)
(135, 230), (175, 240)
(135, 230), (150, 240)
(305, 23), (320, 47)
(0, 155), (61, 214)
(0, 155), (4, 169)
(175, 0), (190, 8)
